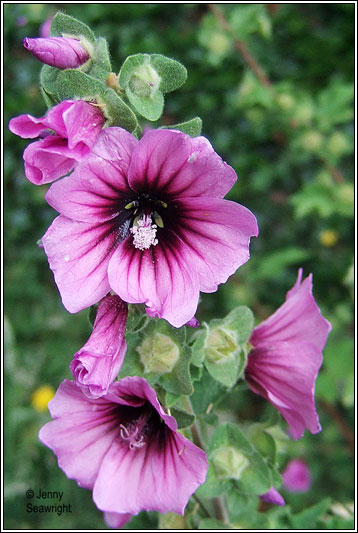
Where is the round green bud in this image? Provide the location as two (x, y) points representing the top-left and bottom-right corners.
(212, 446), (249, 480)
(300, 130), (323, 152)
(137, 332), (179, 374)
(205, 327), (239, 364)
(208, 32), (230, 56)
(128, 63), (161, 99)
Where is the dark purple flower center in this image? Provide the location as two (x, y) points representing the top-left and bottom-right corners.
(116, 402), (164, 451)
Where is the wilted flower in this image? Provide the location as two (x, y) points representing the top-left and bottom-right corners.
(245, 269), (331, 439)
(259, 487), (285, 506)
(282, 459), (311, 492)
(39, 377), (208, 516)
(70, 295), (128, 398)
(23, 36), (90, 69)
(9, 99), (104, 185)
(42, 127), (258, 326)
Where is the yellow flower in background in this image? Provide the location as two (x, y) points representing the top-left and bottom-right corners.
(319, 229), (338, 248)
(31, 385), (55, 412)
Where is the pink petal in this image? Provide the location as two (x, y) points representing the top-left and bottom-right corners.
(174, 197), (258, 292)
(9, 101), (74, 139)
(251, 270), (331, 352)
(71, 296), (128, 398)
(45, 129), (136, 223)
(246, 340), (322, 439)
(39, 380), (119, 489)
(23, 37), (89, 69)
(127, 129), (237, 199)
(259, 487), (285, 506)
(108, 230), (200, 328)
(42, 215), (115, 313)
(63, 100), (104, 153)
(93, 427), (207, 515)
(23, 137), (76, 184)
(104, 512), (132, 529)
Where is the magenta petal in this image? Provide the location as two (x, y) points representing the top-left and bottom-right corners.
(104, 512), (132, 529)
(63, 100), (104, 154)
(251, 269), (331, 352)
(23, 37), (89, 69)
(23, 138), (76, 184)
(259, 487), (285, 506)
(70, 296), (128, 398)
(9, 114), (50, 139)
(246, 340), (323, 439)
(175, 197), (258, 292)
(127, 129), (237, 199)
(108, 231), (200, 328)
(39, 380), (119, 489)
(282, 459), (311, 492)
(45, 129), (136, 223)
(42, 215), (115, 312)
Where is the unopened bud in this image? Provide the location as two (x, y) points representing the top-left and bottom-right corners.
(212, 446), (249, 480)
(23, 36), (90, 69)
(137, 332), (179, 374)
(128, 63), (161, 99)
(205, 326), (239, 364)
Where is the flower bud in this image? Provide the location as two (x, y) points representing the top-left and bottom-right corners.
(23, 36), (90, 69)
(205, 326), (239, 364)
(212, 446), (249, 480)
(137, 332), (179, 374)
(128, 63), (161, 98)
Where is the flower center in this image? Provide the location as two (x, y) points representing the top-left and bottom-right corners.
(119, 410), (151, 450)
(130, 213), (158, 251)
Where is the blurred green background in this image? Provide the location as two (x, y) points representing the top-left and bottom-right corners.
(4, 3), (354, 529)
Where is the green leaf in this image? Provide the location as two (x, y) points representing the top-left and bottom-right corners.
(230, 4), (271, 40)
(190, 369), (227, 415)
(99, 88), (138, 131)
(56, 69), (104, 100)
(150, 54), (187, 93)
(161, 117), (203, 137)
(119, 54), (149, 88)
(40, 87), (59, 109)
(50, 11), (96, 43)
(40, 65), (61, 97)
(170, 405), (195, 429)
(89, 37), (112, 81)
(289, 498), (331, 529)
(250, 247), (310, 281)
(126, 86), (164, 121)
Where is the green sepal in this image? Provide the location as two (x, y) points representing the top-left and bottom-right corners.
(198, 422), (272, 498)
(50, 12), (96, 44)
(161, 117), (203, 137)
(99, 88), (138, 131)
(126, 85), (164, 121)
(150, 53), (187, 93)
(40, 65), (61, 99)
(89, 37), (112, 81)
(40, 86), (59, 109)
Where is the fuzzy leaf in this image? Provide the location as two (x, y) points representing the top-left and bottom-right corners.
(150, 54), (187, 93)
(126, 86), (164, 121)
(161, 117), (203, 137)
(50, 12), (96, 43)
(56, 69), (104, 100)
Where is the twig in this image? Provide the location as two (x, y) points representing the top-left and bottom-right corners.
(319, 400), (354, 454)
(207, 3), (345, 183)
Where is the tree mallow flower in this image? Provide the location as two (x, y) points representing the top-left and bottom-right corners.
(39, 377), (208, 516)
(9, 99), (104, 185)
(23, 36), (90, 69)
(282, 459), (311, 492)
(245, 269), (331, 439)
(70, 295), (128, 399)
(42, 127), (258, 327)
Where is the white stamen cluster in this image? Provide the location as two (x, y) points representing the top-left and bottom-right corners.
(131, 215), (158, 250)
(120, 423), (146, 450)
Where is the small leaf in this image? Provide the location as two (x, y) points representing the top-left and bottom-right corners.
(50, 12), (96, 43)
(126, 86), (164, 121)
(40, 64), (61, 97)
(56, 69), (104, 101)
(150, 54), (187, 93)
(118, 54), (149, 88)
(99, 88), (138, 131)
(40, 87), (59, 109)
(289, 499), (331, 529)
(161, 117), (203, 137)
(170, 405), (195, 429)
(190, 369), (226, 415)
(89, 37), (112, 81)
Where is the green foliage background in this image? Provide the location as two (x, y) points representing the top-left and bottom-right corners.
(4, 3), (354, 530)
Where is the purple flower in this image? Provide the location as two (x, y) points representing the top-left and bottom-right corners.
(282, 459), (311, 492)
(42, 127), (258, 326)
(23, 37), (90, 69)
(245, 269), (331, 439)
(9, 100), (104, 185)
(259, 487), (285, 506)
(70, 295), (128, 399)
(39, 377), (208, 515)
